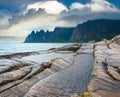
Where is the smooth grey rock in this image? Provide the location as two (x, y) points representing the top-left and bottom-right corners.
(25, 46), (94, 97)
(87, 41), (120, 97)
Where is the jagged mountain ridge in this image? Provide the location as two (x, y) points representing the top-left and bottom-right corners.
(24, 19), (120, 43)
(24, 27), (74, 43)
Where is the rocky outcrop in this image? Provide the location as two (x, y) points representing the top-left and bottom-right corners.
(70, 36), (120, 97)
(25, 44), (94, 97)
(0, 44), (83, 97)
(109, 34), (120, 45)
(87, 41), (120, 97)
(24, 19), (120, 43)
(0, 35), (120, 97)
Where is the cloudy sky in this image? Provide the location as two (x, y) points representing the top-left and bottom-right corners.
(0, 0), (120, 42)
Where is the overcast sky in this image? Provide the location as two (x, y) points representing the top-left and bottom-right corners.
(0, 0), (120, 42)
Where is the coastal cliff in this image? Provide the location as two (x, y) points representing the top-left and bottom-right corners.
(24, 27), (74, 43)
(24, 19), (120, 43)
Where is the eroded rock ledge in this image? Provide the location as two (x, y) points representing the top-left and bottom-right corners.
(0, 35), (120, 97)
(86, 36), (120, 97)
(0, 44), (83, 97)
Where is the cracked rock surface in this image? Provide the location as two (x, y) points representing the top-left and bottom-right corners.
(0, 35), (120, 97)
(87, 39), (120, 97)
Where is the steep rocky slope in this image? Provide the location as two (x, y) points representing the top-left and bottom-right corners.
(24, 27), (74, 43)
(71, 19), (120, 42)
(24, 19), (120, 43)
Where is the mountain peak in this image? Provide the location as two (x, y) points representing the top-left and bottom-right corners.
(24, 19), (120, 43)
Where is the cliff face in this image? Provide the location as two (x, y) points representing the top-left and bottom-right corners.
(71, 19), (120, 42)
(24, 19), (120, 43)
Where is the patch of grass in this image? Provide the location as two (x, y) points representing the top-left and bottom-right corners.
(72, 92), (92, 97)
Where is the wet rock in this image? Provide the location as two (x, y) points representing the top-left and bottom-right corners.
(0, 44), (82, 97)
(22, 52), (74, 64)
(0, 66), (32, 85)
(0, 36), (120, 97)
(56, 44), (81, 52)
(0, 51), (38, 59)
(24, 45), (94, 97)
(0, 59), (32, 74)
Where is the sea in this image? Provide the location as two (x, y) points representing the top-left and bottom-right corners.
(0, 43), (75, 55)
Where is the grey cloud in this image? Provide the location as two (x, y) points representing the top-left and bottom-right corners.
(0, 0), (50, 29)
(58, 8), (120, 26)
(4, 2), (120, 30)
(0, 0), (50, 12)
(0, 8), (47, 30)
(8, 8), (46, 26)
(0, 0), (51, 22)
(56, 0), (120, 26)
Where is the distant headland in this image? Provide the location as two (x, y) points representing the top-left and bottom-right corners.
(24, 19), (120, 43)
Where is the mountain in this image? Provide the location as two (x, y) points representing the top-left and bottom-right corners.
(71, 19), (120, 42)
(24, 19), (120, 43)
(24, 27), (74, 43)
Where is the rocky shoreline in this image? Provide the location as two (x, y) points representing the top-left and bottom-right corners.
(0, 35), (120, 97)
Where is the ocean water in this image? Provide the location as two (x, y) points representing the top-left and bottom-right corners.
(0, 43), (74, 55)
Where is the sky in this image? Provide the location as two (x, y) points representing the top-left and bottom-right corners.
(0, 0), (120, 42)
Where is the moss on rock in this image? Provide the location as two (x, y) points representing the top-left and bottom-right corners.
(71, 92), (92, 97)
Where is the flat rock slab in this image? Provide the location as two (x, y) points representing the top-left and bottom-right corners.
(22, 52), (73, 64)
(0, 44), (81, 97)
(25, 52), (94, 97)
(87, 41), (120, 97)
(1, 40), (120, 97)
